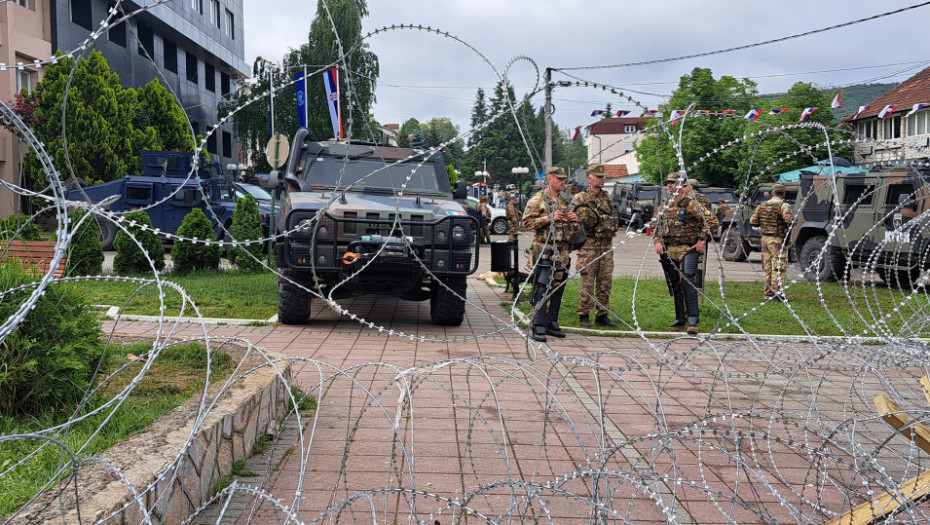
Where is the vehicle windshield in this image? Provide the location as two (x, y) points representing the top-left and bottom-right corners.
(700, 189), (737, 203)
(636, 189), (658, 200)
(307, 157), (442, 193)
(238, 184), (272, 202)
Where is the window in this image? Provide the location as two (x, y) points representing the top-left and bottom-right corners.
(225, 10), (235, 39)
(163, 40), (177, 73)
(15, 0), (32, 9)
(137, 22), (154, 57)
(71, 0), (93, 30)
(220, 72), (230, 95)
(204, 62), (215, 92)
(907, 112), (928, 136)
(210, 0), (220, 28)
(206, 133), (218, 155)
(16, 68), (33, 94)
(126, 184), (153, 204)
(222, 131), (232, 158)
(624, 124), (636, 133)
(191, 122), (201, 139)
(857, 119), (877, 139)
(186, 52), (198, 84)
(883, 116), (901, 140)
(886, 183), (915, 207)
(843, 184), (874, 206)
(190, 0), (202, 13)
(107, 7), (127, 47)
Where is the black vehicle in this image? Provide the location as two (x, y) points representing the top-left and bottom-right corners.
(273, 130), (478, 326)
(721, 182), (799, 262)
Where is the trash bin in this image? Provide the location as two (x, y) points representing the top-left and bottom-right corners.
(490, 241), (513, 272)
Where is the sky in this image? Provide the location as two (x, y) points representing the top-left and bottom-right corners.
(243, 0), (930, 135)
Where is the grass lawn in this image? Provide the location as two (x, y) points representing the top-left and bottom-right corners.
(0, 342), (233, 518)
(516, 277), (930, 338)
(76, 270), (278, 319)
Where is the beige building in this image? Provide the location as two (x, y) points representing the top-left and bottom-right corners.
(0, 0), (51, 217)
(585, 117), (646, 180)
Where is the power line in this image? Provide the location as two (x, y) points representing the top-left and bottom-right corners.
(555, 2), (930, 72)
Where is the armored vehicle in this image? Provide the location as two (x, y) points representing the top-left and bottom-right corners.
(696, 186), (738, 237)
(273, 129), (478, 326)
(66, 150), (270, 250)
(790, 168), (930, 287)
(721, 181), (800, 262)
(612, 182), (661, 231)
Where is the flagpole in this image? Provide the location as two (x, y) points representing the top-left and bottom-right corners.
(303, 66), (308, 129)
(269, 67), (275, 138)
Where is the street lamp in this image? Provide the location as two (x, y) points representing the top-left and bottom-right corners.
(511, 166), (529, 208)
(474, 170), (489, 196)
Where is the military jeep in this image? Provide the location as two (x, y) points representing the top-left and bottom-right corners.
(721, 181), (800, 262)
(790, 168), (930, 288)
(611, 182), (661, 231)
(273, 129), (478, 326)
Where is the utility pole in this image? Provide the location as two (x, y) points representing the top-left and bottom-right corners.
(544, 67), (552, 172)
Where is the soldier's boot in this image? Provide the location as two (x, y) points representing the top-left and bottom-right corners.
(531, 302), (549, 342)
(579, 314), (592, 328)
(668, 284), (687, 332)
(684, 285), (700, 335)
(595, 314), (618, 328)
(545, 274), (567, 338)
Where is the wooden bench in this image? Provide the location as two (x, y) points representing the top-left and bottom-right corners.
(1, 240), (66, 278)
(826, 377), (930, 525)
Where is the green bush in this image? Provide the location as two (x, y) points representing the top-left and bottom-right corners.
(0, 260), (103, 416)
(228, 194), (263, 271)
(0, 214), (42, 241)
(66, 210), (104, 275)
(113, 210), (165, 274)
(172, 208), (220, 274)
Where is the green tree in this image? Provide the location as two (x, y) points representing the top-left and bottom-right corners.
(409, 128), (427, 149)
(397, 117), (420, 148)
(136, 79), (195, 152)
(423, 117), (464, 167)
(172, 208), (220, 274)
(446, 163), (459, 190)
(219, 58), (277, 172)
(112, 210), (165, 274)
(228, 194), (263, 271)
(66, 210), (104, 276)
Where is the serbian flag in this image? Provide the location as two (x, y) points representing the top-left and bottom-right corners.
(697, 110), (713, 116)
(905, 103), (927, 118)
(744, 109), (763, 120)
(799, 107), (818, 121)
(641, 109), (661, 118)
(590, 110), (606, 117)
(571, 126), (583, 141)
(852, 105), (870, 119)
(323, 68), (343, 138)
(878, 104), (899, 119)
(831, 91), (844, 109)
(615, 110), (631, 117)
(769, 108), (791, 115)
(719, 109), (737, 119)
(669, 110), (686, 125)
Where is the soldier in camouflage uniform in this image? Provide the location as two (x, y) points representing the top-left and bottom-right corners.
(478, 195), (492, 244)
(572, 164), (619, 328)
(750, 183), (794, 301)
(689, 178), (712, 211)
(506, 194), (520, 242)
(653, 172), (719, 335)
(522, 167), (579, 342)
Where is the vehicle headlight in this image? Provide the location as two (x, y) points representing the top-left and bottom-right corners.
(452, 225), (466, 241)
(437, 230), (447, 242)
(297, 218), (314, 232)
(318, 225), (329, 236)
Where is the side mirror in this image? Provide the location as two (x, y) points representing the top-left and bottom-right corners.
(453, 181), (467, 200)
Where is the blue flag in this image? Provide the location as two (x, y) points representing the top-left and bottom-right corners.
(294, 71), (307, 129)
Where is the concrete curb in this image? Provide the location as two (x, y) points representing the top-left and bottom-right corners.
(104, 306), (275, 326)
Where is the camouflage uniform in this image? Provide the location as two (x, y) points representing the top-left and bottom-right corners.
(506, 199), (520, 242)
(655, 183), (718, 333)
(478, 200), (492, 243)
(522, 189), (579, 338)
(750, 194), (793, 299)
(715, 202), (731, 223)
(572, 186), (618, 318)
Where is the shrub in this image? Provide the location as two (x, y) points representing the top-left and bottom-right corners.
(172, 208), (220, 274)
(113, 210), (165, 274)
(0, 260), (103, 416)
(66, 210), (104, 275)
(0, 214), (42, 241)
(228, 194), (263, 271)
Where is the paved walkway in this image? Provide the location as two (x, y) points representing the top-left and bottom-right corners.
(102, 271), (927, 524)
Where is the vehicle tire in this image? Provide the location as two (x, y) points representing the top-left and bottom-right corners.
(430, 275), (466, 326)
(97, 217), (117, 250)
(278, 269), (312, 324)
(799, 236), (845, 283)
(491, 218), (509, 235)
(721, 230), (749, 262)
(628, 214), (643, 232)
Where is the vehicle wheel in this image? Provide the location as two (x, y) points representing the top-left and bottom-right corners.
(430, 275), (466, 326)
(799, 236), (845, 283)
(721, 230), (748, 262)
(97, 217), (117, 250)
(628, 214), (643, 232)
(491, 218), (509, 235)
(278, 269), (312, 324)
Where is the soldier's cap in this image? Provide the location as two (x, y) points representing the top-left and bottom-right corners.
(688, 178), (700, 187)
(666, 172), (683, 183)
(772, 183), (786, 192)
(546, 167), (567, 179)
(587, 164), (606, 176)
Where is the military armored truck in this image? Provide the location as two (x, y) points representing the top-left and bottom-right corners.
(66, 150), (270, 249)
(720, 181), (800, 262)
(790, 168), (930, 288)
(612, 182), (661, 231)
(696, 186), (738, 238)
(273, 129), (478, 326)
